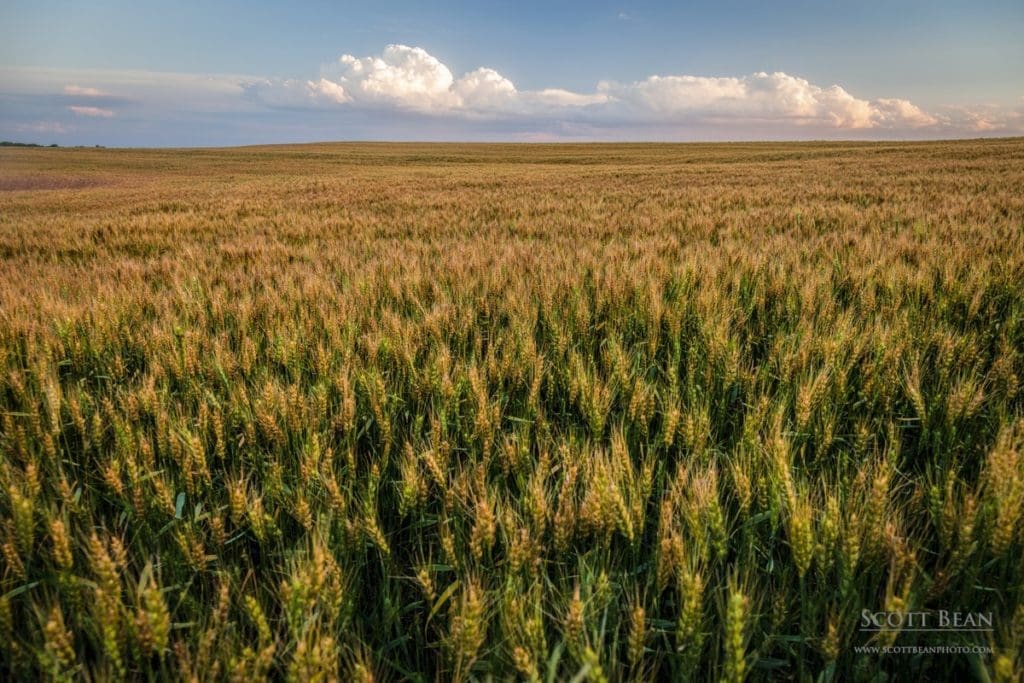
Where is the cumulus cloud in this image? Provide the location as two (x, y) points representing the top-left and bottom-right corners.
(452, 68), (517, 109)
(595, 72), (938, 129)
(308, 78), (349, 104)
(68, 105), (114, 117)
(300, 45), (952, 131)
(306, 45), (608, 116)
(325, 45), (457, 110)
(307, 45), (495, 114)
(873, 98), (939, 127)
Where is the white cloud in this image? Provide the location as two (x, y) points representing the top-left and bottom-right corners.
(308, 78), (349, 104)
(528, 88), (608, 108)
(596, 72), (939, 129)
(303, 46), (955, 131)
(64, 85), (108, 97)
(68, 105), (114, 118)
(872, 98), (938, 127)
(312, 45), (606, 116)
(328, 45), (458, 111)
(452, 68), (517, 110)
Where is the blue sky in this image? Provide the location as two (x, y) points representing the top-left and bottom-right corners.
(1, 1), (1021, 145)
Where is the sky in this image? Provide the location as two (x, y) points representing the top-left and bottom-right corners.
(0, 0), (1022, 146)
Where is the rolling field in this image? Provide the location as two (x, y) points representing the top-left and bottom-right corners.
(1, 139), (1024, 681)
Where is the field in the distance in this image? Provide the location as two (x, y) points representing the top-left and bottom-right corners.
(1, 140), (1023, 681)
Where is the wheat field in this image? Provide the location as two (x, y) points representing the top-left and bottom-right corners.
(1, 139), (1023, 681)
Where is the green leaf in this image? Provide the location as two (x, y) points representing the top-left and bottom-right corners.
(427, 579), (460, 625)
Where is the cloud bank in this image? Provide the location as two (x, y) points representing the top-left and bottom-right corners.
(284, 44), (1014, 135)
(2, 45), (1021, 145)
(299, 45), (935, 130)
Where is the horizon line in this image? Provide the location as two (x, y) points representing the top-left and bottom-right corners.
(3, 135), (1023, 152)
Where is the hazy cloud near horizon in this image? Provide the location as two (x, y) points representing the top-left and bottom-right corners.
(1, 45), (1022, 146)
